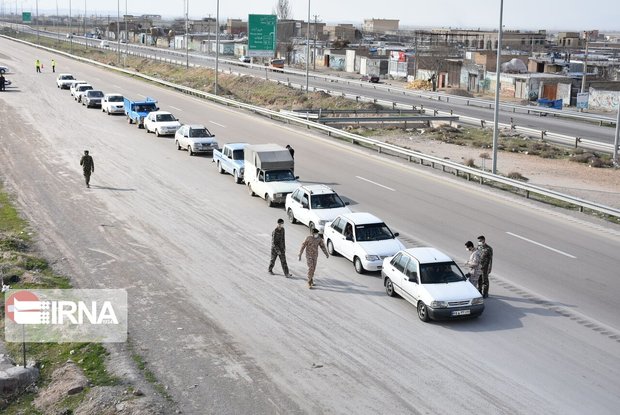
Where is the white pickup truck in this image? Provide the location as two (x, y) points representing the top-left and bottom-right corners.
(244, 144), (300, 207)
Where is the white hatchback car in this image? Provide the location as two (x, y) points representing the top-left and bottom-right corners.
(144, 111), (181, 136)
(102, 93), (125, 114)
(56, 73), (76, 89)
(175, 124), (218, 156)
(324, 212), (405, 273)
(285, 185), (351, 234)
(382, 247), (484, 322)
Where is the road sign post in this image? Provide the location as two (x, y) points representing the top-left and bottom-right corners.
(248, 14), (277, 58)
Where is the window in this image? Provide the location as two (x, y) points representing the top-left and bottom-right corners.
(291, 189), (301, 203)
(301, 194), (309, 208)
(391, 253), (408, 273)
(405, 260), (418, 281)
(331, 218), (345, 233)
(420, 262), (466, 284)
(355, 222), (394, 242)
(232, 149), (244, 160)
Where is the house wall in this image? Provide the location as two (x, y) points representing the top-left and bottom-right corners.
(328, 54), (346, 70)
(346, 49), (357, 73)
(589, 88), (620, 111)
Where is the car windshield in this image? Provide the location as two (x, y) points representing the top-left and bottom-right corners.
(89, 91), (104, 97)
(142, 104), (157, 112)
(354, 222), (394, 242)
(62, 75), (75, 80)
(311, 193), (346, 209)
(189, 128), (212, 137)
(232, 149), (244, 160)
(108, 96), (123, 102)
(265, 170), (295, 182)
(419, 262), (466, 284)
(156, 114), (176, 122)
(80, 86), (92, 91)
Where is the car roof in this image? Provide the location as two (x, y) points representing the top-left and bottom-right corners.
(298, 184), (337, 196)
(339, 212), (382, 225)
(77, 84), (92, 88)
(149, 111), (173, 116)
(87, 90), (104, 93)
(57, 73), (73, 77)
(104, 93), (123, 97)
(401, 247), (453, 264)
(184, 124), (207, 129)
(223, 142), (249, 150)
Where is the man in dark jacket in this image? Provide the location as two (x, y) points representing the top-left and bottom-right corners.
(0, 74), (5, 91)
(80, 150), (95, 188)
(269, 219), (291, 277)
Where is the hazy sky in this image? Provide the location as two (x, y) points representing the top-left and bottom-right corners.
(7, 0), (620, 31)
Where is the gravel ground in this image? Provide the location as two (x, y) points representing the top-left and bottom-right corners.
(384, 134), (620, 209)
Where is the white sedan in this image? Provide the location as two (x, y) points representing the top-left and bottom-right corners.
(285, 184), (351, 234)
(323, 212), (405, 273)
(382, 247), (485, 322)
(102, 93), (125, 114)
(56, 73), (76, 89)
(175, 124), (218, 156)
(144, 111), (181, 137)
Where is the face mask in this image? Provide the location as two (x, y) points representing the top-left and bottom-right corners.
(478, 241), (483, 246)
(313, 234), (319, 238)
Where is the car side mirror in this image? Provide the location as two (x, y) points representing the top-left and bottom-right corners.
(295, 176), (299, 179)
(344, 201), (350, 206)
(302, 203), (308, 209)
(346, 235), (353, 241)
(393, 232), (400, 237)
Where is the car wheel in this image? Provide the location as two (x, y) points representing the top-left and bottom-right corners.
(327, 240), (337, 256)
(266, 195), (274, 207)
(233, 170), (241, 184)
(188, 146), (194, 156)
(217, 161), (224, 174)
(287, 209), (297, 224)
(354, 257), (365, 274)
(385, 278), (396, 297)
(155, 129), (161, 137)
(417, 301), (430, 322)
(176, 141), (182, 150)
(127, 116), (132, 124)
(248, 184), (255, 197)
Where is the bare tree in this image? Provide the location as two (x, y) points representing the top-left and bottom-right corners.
(274, 0), (292, 20)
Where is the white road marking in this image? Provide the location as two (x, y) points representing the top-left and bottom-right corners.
(111, 84), (122, 89)
(169, 105), (183, 112)
(210, 121), (226, 128)
(355, 176), (395, 191)
(506, 232), (576, 258)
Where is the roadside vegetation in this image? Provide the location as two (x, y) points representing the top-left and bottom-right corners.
(0, 187), (166, 413)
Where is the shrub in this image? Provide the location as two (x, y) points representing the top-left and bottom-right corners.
(464, 158), (476, 167)
(507, 171), (529, 181)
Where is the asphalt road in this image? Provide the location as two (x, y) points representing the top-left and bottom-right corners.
(1, 37), (620, 414)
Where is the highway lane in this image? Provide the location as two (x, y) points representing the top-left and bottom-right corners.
(2, 38), (620, 414)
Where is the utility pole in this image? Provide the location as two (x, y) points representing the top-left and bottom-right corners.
(35, 0), (39, 44)
(580, 31), (591, 94)
(125, 0), (128, 55)
(185, 0), (189, 68)
(614, 103), (620, 166)
(116, 0), (120, 64)
(305, 0), (310, 94)
(214, 0), (219, 94)
(313, 14), (319, 71)
(491, 0), (504, 174)
(69, 0), (73, 53)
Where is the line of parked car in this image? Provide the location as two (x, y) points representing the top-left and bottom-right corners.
(54, 72), (484, 322)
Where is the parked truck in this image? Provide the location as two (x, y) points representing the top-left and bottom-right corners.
(244, 144), (300, 207)
(212, 142), (249, 184)
(124, 97), (158, 128)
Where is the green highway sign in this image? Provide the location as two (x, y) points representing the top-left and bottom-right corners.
(22, 12), (32, 23)
(248, 14), (277, 57)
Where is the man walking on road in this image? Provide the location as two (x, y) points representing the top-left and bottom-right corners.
(477, 235), (493, 298)
(51, 59), (56, 73)
(269, 218), (291, 277)
(35, 59), (41, 73)
(299, 228), (329, 288)
(80, 150), (95, 188)
(0, 74), (5, 91)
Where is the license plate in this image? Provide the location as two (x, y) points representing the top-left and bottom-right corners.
(452, 310), (471, 316)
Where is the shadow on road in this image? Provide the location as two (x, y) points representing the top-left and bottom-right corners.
(89, 185), (136, 191)
(432, 294), (571, 332)
(310, 276), (384, 297)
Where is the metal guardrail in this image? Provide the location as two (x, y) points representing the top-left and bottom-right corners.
(3, 34), (619, 219)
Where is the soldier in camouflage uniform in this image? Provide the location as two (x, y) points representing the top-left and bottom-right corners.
(298, 228), (329, 288)
(80, 150), (95, 188)
(477, 235), (493, 298)
(269, 218), (291, 277)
